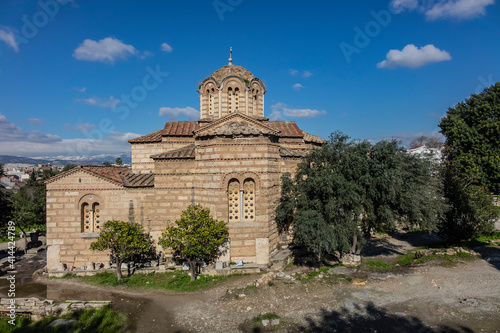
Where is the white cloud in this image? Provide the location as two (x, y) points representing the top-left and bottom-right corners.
(289, 69), (313, 78)
(377, 44), (451, 69)
(270, 103), (326, 119)
(159, 107), (199, 120)
(161, 43), (173, 53)
(303, 70), (313, 78)
(76, 96), (121, 108)
(76, 87), (87, 92)
(0, 28), (19, 52)
(390, 0), (419, 13)
(0, 113), (60, 143)
(65, 122), (96, 133)
(292, 83), (304, 91)
(390, 0), (495, 20)
(268, 111), (282, 121)
(73, 37), (138, 63)
(425, 0), (495, 20)
(29, 118), (45, 125)
(0, 131), (141, 156)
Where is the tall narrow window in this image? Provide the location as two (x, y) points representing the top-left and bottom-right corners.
(93, 203), (101, 231)
(235, 88), (239, 111)
(209, 89), (214, 115)
(228, 87), (233, 113)
(82, 203), (91, 232)
(82, 202), (101, 232)
(228, 179), (240, 221)
(243, 179), (255, 221)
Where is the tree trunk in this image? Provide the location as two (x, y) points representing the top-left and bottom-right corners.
(116, 257), (122, 281)
(188, 258), (196, 282)
(351, 234), (358, 254)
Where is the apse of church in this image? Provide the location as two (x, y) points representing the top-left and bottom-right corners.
(45, 50), (324, 272)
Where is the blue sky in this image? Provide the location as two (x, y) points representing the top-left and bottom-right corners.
(0, 0), (499, 157)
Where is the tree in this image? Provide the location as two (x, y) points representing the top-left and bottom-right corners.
(10, 172), (46, 252)
(159, 205), (229, 281)
(0, 186), (12, 233)
(0, 163), (5, 176)
(90, 220), (155, 280)
(102, 161), (112, 167)
(438, 82), (500, 240)
(61, 164), (78, 172)
(439, 82), (500, 192)
(409, 136), (443, 149)
(115, 157), (122, 166)
(276, 132), (446, 263)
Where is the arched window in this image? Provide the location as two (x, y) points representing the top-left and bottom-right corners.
(228, 178), (256, 222)
(82, 202), (101, 232)
(253, 90), (259, 114)
(228, 179), (240, 221)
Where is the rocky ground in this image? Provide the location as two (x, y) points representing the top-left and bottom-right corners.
(5, 232), (500, 332)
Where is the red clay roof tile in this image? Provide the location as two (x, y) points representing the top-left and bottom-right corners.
(151, 144), (196, 159)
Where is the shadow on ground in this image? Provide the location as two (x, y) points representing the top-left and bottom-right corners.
(474, 245), (500, 271)
(299, 302), (472, 333)
(360, 236), (405, 256)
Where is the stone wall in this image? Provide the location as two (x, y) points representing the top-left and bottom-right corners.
(131, 137), (194, 173)
(0, 297), (110, 321)
(46, 171), (158, 270)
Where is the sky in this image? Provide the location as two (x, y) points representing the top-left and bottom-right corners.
(0, 0), (499, 158)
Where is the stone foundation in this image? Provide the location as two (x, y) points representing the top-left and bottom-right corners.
(0, 297), (111, 321)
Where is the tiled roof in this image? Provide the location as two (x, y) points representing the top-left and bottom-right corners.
(198, 121), (279, 137)
(45, 166), (154, 187)
(162, 121), (200, 136)
(279, 146), (306, 158)
(151, 144), (196, 159)
(210, 65), (255, 82)
(128, 130), (163, 143)
(121, 172), (154, 187)
(129, 118), (322, 143)
(303, 131), (326, 144)
(267, 121), (304, 138)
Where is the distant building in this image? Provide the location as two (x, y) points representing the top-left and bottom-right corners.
(45, 53), (325, 272)
(406, 145), (443, 163)
(0, 175), (24, 192)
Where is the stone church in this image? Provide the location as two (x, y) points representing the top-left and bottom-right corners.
(45, 53), (324, 272)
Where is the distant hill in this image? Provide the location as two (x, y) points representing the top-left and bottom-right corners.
(0, 155), (50, 165)
(0, 154), (131, 166)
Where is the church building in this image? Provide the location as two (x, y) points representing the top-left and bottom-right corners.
(45, 52), (324, 272)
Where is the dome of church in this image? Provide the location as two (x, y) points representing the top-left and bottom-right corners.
(210, 64), (255, 82)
